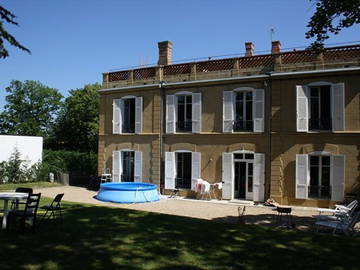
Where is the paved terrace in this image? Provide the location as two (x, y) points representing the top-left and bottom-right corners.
(33, 185), (333, 231)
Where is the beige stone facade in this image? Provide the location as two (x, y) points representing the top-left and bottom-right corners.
(98, 41), (360, 207)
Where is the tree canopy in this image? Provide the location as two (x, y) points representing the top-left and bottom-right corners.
(0, 80), (63, 136)
(49, 83), (101, 152)
(0, 5), (30, 58)
(306, 0), (360, 49)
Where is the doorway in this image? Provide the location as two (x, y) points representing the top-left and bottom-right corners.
(234, 153), (254, 200)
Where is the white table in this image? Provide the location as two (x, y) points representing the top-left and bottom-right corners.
(0, 192), (28, 230)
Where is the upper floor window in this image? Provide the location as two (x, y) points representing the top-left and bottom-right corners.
(234, 91), (253, 131)
(164, 151), (201, 190)
(113, 96), (143, 134)
(166, 92), (202, 134)
(296, 82), (344, 132)
(223, 88), (264, 133)
(176, 95), (192, 132)
(296, 153), (345, 201)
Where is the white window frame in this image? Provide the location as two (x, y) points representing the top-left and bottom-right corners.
(295, 152), (345, 201)
(112, 95), (143, 134)
(164, 150), (201, 190)
(222, 151), (265, 202)
(166, 92), (202, 134)
(223, 87), (264, 133)
(296, 82), (345, 132)
(112, 149), (142, 182)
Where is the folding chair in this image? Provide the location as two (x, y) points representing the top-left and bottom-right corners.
(8, 193), (41, 232)
(39, 193), (64, 226)
(11, 187), (33, 210)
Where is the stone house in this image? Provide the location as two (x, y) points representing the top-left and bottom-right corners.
(98, 40), (360, 207)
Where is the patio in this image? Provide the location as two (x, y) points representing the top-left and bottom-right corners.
(34, 186), (321, 230)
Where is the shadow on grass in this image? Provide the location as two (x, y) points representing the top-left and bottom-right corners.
(1, 201), (360, 270)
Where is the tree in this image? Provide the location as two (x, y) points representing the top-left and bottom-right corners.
(306, 0), (360, 49)
(0, 80), (63, 136)
(0, 5), (30, 58)
(49, 83), (101, 152)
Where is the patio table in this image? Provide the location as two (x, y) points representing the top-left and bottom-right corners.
(0, 192), (28, 230)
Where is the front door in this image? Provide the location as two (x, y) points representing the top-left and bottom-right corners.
(234, 153), (254, 200)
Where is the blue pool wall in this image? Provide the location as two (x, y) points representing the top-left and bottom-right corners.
(96, 182), (160, 203)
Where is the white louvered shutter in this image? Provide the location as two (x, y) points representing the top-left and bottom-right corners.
(253, 153), (265, 202)
(296, 86), (308, 132)
(134, 151), (142, 182)
(166, 95), (176, 133)
(113, 99), (122, 134)
(135, 97), (143, 134)
(222, 152), (234, 199)
(331, 155), (345, 202)
(223, 91), (234, 133)
(165, 152), (176, 189)
(253, 89), (265, 132)
(192, 93), (202, 133)
(112, 151), (122, 182)
(191, 152), (201, 190)
(296, 154), (309, 199)
(331, 83), (345, 131)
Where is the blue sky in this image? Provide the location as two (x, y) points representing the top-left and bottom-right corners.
(1, 0), (359, 109)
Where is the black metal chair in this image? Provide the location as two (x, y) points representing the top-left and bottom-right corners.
(39, 193), (64, 226)
(11, 187), (33, 210)
(8, 193), (41, 232)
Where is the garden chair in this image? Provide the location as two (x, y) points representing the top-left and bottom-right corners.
(8, 193), (41, 232)
(39, 193), (64, 226)
(11, 187), (33, 210)
(315, 200), (358, 221)
(315, 211), (360, 235)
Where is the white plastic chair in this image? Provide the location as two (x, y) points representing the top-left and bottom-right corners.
(316, 200), (358, 219)
(315, 211), (360, 235)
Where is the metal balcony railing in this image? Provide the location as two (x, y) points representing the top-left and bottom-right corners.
(309, 117), (332, 131)
(308, 185), (331, 199)
(176, 120), (192, 132)
(233, 120), (253, 132)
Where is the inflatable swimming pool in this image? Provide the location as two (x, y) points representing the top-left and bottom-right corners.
(96, 182), (159, 203)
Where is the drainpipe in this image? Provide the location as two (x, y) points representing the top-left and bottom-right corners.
(159, 81), (166, 193)
(265, 72), (272, 200)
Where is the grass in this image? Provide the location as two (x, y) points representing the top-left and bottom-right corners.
(0, 197), (359, 270)
(0, 181), (61, 191)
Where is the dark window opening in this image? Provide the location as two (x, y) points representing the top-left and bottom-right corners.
(177, 95), (192, 132)
(234, 91), (253, 131)
(309, 155), (331, 199)
(123, 98), (135, 133)
(309, 86), (331, 131)
(121, 151), (134, 182)
(175, 152), (192, 189)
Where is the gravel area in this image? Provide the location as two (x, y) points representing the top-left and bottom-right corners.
(34, 185), (324, 230)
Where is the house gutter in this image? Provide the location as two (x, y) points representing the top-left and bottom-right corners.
(99, 66), (360, 93)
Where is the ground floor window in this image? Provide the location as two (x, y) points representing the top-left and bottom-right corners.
(121, 151), (134, 182)
(175, 152), (192, 189)
(309, 155), (331, 199)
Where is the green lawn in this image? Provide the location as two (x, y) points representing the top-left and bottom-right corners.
(0, 181), (61, 191)
(0, 198), (359, 270)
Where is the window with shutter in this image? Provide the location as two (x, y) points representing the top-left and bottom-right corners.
(112, 151), (122, 182)
(295, 154), (309, 199)
(166, 95), (176, 133)
(134, 151), (142, 182)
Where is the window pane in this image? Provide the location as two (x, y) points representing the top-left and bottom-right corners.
(122, 151), (134, 182)
(176, 152), (192, 189)
(248, 163), (253, 192)
(320, 86), (331, 130)
(321, 167), (330, 187)
(322, 156), (330, 166)
(234, 153), (243, 160)
(310, 156), (319, 166)
(310, 166), (319, 186)
(245, 153), (253, 159)
(123, 99), (135, 133)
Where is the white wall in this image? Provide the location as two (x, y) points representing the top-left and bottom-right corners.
(0, 135), (43, 167)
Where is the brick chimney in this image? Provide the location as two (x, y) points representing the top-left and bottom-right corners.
(158, 40), (173, 66)
(245, 42), (254, 57)
(271, 41), (281, 54)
